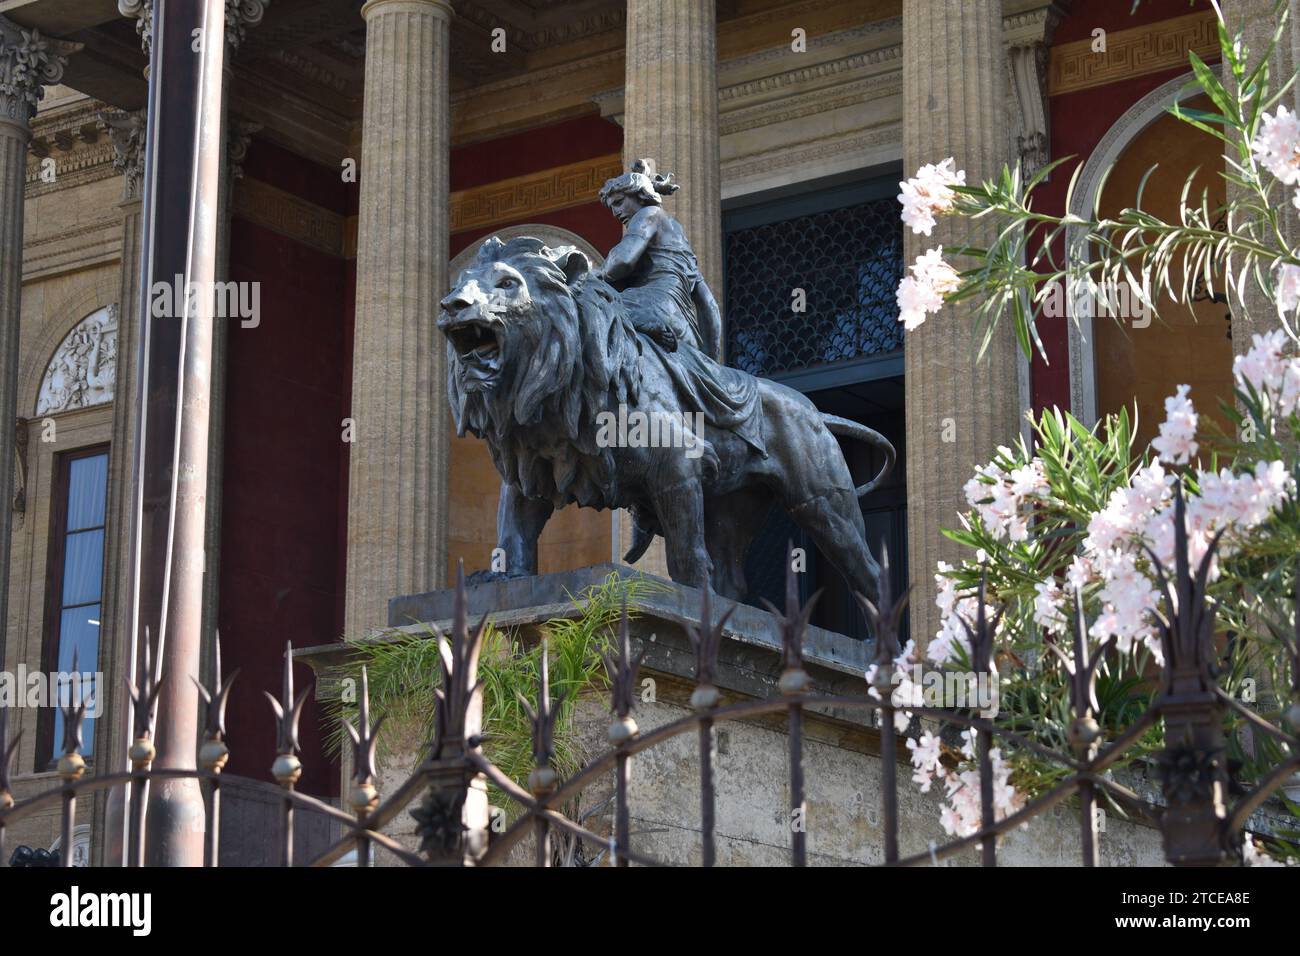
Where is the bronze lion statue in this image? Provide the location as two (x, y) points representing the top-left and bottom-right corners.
(438, 235), (895, 607)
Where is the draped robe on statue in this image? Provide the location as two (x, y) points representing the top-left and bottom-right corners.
(610, 239), (767, 457)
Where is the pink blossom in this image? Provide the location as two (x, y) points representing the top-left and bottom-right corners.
(896, 246), (960, 331)
(1151, 384), (1198, 465)
(1252, 105), (1300, 187)
(907, 730), (943, 793)
(1276, 263), (1300, 316)
(1233, 329), (1288, 395)
(898, 158), (966, 235)
(1033, 579), (1067, 636)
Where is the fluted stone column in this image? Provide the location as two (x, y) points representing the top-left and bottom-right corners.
(617, 0), (723, 580)
(1227, 0), (1300, 352)
(622, 0), (723, 296)
(345, 0), (452, 639)
(903, 1), (1022, 648)
(1222, 0), (1300, 744)
(0, 18), (74, 666)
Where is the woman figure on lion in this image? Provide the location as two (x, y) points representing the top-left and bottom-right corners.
(595, 160), (768, 560)
(595, 159), (723, 360)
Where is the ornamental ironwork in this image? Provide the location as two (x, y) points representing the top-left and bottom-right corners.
(724, 198), (904, 378)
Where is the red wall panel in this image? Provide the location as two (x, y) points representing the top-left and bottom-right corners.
(1029, 0), (1218, 415)
(220, 145), (351, 797)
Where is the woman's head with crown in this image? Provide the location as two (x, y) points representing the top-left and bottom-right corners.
(599, 158), (679, 223)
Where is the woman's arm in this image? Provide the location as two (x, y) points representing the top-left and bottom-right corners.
(600, 207), (659, 282)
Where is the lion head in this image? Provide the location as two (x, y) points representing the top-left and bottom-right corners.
(438, 235), (642, 505)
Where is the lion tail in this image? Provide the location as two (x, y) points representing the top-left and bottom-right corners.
(820, 414), (895, 498)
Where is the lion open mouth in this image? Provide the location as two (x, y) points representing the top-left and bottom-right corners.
(444, 319), (503, 389)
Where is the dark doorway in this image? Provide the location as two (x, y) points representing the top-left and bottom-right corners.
(723, 172), (907, 643)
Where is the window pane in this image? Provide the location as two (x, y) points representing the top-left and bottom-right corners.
(61, 529), (105, 606)
(51, 604), (100, 759)
(66, 453), (108, 530)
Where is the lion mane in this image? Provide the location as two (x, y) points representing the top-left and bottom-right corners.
(448, 236), (656, 509)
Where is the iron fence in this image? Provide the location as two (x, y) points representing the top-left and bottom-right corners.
(1, 486), (1298, 867)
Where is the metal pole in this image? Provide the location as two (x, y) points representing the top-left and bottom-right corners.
(138, 0), (227, 866)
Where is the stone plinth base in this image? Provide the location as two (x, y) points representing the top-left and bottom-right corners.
(295, 567), (1169, 866)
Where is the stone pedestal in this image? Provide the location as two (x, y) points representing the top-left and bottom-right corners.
(295, 567), (1172, 866)
(386, 564), (870, 680)
(345, 0), (454, 640)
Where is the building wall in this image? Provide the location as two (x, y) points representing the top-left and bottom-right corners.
(4, 86), (123, 855)
(216, 139), (353, 795)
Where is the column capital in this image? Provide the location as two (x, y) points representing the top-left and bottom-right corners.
(0, 17), (78, 131)
(1002, 1), (1065, 49)
(225, 0), (270, 54)
(118, 0), (153, 62)
(361, 0), (454, 23)
(99, 108), (147, 201)
(228, 118), (261, 180)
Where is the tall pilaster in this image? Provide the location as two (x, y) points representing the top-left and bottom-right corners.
(1226, 0), (1300, 352)
(622, 0), (723, 298)
(0, 17), (75, 670)
(97, 107), (145, 865)
(902, 0), (1022, 648)
(345, 0), (452, 639)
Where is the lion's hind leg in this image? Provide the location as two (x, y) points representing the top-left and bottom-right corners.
(649, 479), (712, 590)
(703, 488), (768, 600)
(786, 487), (882, 606)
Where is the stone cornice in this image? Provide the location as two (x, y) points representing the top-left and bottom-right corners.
(720, 73), (899, 137)
(452, 47), (624, 105)
(719, 44), (901, 106)
(722, 15), (900, 75)
(1003, 2), (1065, 48)
(24, 99), (118, 195)
(723, 121), (899, 183)
(453, 1), (625, 52)
(1048, 8), (1218, 96)
(449, 153), (622, 235)
(597, 22), (902, 137)
(22, 217), (121, 280)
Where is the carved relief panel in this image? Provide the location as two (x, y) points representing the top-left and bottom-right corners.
(35, 305), (118, 416)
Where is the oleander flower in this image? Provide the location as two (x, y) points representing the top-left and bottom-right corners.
(1276, 263), (1300, 316)
(1151, 384), (1198, 465)
(896, 246), (960, 331)
(898, 158), (966, 235)
(1252, 105), (1300, 187)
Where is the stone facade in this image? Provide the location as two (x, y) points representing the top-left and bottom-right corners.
(0, 0), (1284, 865)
